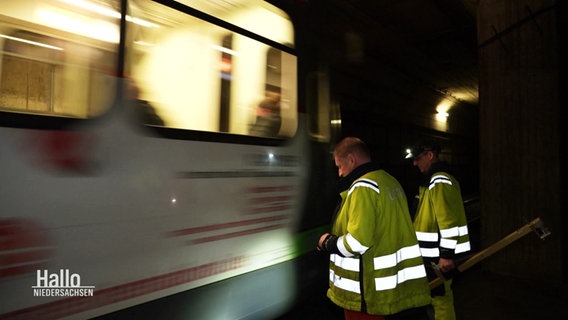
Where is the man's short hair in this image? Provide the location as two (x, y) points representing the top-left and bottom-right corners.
(334, 137), (371, 159)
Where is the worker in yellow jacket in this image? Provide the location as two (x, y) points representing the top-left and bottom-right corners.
(318, 137), (431, 320)
(406, 139), (471, 320)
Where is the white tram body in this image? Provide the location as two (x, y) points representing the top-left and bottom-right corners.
(0, 1), (334, 319)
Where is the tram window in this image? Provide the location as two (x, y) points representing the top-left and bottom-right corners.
(0, 0), (119, 119)
(127, 0), (297, 138)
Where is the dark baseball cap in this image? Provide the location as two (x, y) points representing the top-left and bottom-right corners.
(405, 139), (441, 159)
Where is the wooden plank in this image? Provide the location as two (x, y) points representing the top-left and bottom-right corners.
(429, 217), (549, 289)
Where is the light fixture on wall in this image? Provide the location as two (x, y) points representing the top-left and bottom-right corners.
(435, 99), (452, 123)
(435, 110), (449, 122)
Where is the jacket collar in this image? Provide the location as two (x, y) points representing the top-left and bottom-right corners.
(336, 162), (381, 193)
(421, 161), (453, 186)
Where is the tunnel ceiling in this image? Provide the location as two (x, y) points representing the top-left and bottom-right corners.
(279, 0), (480, 118)
(333, 0), (479, 106)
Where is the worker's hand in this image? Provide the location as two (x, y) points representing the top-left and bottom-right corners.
(317, 233), (330, 251)
(438, 258), (455, 273)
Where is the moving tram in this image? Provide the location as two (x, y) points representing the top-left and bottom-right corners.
(0, 1), (338, 318)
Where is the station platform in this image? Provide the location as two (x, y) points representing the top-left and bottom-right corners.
(451, 267), (565, 319)
(276, 266), (566, 319)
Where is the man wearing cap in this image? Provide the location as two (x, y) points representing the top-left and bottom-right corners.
(406, 139), (471, 320)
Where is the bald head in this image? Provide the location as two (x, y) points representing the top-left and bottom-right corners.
(333, 137), (371, 177)
(334, 137), (371, 160)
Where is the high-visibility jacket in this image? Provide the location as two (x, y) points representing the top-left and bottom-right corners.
(413, 163), (471, 263)
(327, 164), (431, 316)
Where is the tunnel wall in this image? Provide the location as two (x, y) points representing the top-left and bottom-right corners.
(478, 0), (563, 284)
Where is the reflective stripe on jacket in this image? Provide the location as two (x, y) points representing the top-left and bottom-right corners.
(327, 169), (431, 316)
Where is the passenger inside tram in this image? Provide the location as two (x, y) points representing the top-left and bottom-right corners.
(126, 80), (165, 127)
(249, 90), (281, 137)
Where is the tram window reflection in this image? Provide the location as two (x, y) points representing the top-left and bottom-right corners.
(127, 0), (297, 138)
(0, 0), (119, 118)
(0, 0), (297, 139)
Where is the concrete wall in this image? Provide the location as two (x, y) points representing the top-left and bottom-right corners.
(478, 0), (564, 284)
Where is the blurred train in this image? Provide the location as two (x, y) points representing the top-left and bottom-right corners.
(0, 1), (339, 319)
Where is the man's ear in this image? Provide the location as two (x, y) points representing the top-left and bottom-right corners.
(349, 153), (357, 163)
(426, 151), (437, 161)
